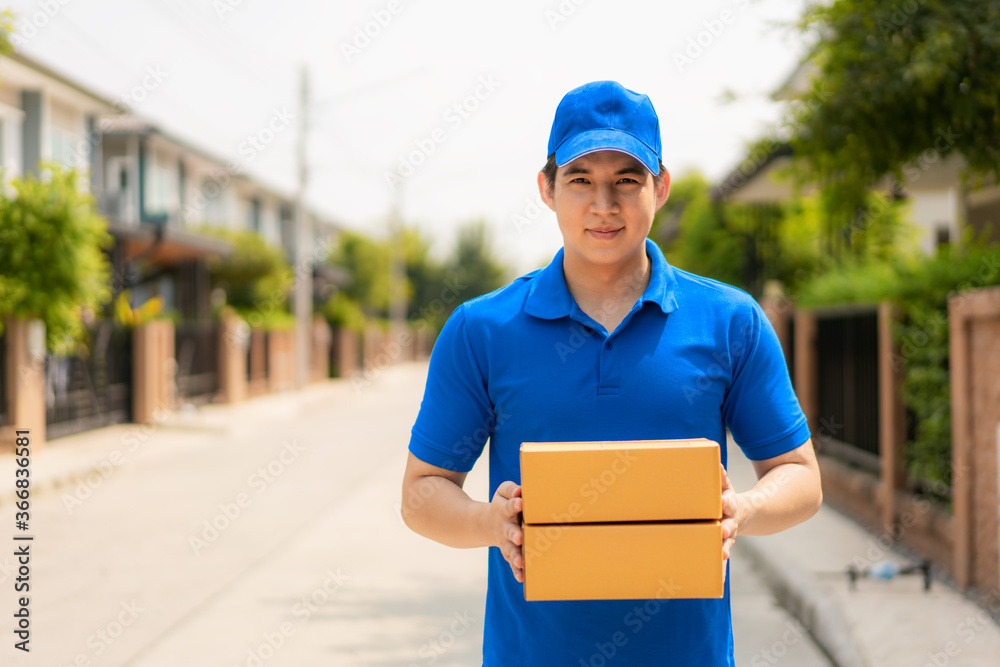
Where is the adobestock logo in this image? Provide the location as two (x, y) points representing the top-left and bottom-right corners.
(384, 75), (501, 191)
(672, 0), (751, 74)
(11, 0), (72, 45)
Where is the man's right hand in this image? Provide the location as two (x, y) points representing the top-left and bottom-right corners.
(489, 481), (524, 583)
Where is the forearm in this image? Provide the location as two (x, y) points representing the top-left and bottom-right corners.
(401, 475), (493, 549)
(736, 461), (822, 536)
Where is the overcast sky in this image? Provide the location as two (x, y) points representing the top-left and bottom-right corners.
(8, 0), (810, 273)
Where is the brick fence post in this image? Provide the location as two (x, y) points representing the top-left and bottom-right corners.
(133, 319), (176, 425)
(878, 301), (907, 534)
(267, 329), (295, 393)
(311, 314), (331, 382)
(336, 328), (359, 377)
(793, 310), (818, 435)
(218, 312), (248, 403)
(760, 295), (793, 370)
(949, 285), (1000, 591)
(2, 317), (46, 449)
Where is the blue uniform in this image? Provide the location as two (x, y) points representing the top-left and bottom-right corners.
(409, 238), (809, 666)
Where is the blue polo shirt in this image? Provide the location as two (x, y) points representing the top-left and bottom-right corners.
(409, 238), (809, 667)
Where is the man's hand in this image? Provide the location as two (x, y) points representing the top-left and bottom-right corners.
(490, 481), (524, 583)
(720, 463), (742, 582)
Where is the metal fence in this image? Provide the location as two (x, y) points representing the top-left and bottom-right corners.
(814, 306), (880, 468)
(175, 321), (220, 404)
(46, 322), (133, 440)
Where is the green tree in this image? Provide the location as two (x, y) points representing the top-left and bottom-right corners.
(650, 171), (712, 245)
(662, 180), (745, 288)
(325, 221), (508, 333)
(326, 229), (392, 317)
(443, 220), (508, 318)
(0, 166), (114, 353)
(786, 0), (1000, 248)
(400, 227), (446, 321)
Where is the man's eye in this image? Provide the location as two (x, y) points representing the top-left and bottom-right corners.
(569, 177), (589, 184)
(618, 178), (638, 184)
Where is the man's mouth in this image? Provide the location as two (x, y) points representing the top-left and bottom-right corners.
(588, 227), (623, 239)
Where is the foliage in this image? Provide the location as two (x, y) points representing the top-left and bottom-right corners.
(0, 166), (114, 354)
(401, 227), (448, 322)
(661, 179), (745, 288)
(786, 0), (1000, 252)
(650, 171), (712, 243)
(797, 232), (1000, 493)
(323, 292), (366, 332)
(232, 306), (296, 331)
(326, 229), (392, 316)
(657, 172), (838, 296)
(0, 9), (13, 58)
(324, 221), (509, 334)
(197, 227), (294, 315)
(442, 220), (508, 319)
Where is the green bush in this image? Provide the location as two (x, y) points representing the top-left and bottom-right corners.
(195, 226), (294, 315)
(0, 166), (114, 354)
(323, 292), (366, 333)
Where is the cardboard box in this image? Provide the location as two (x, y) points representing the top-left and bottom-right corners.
(522, 520), (723, 601)
(520, 439), (722, 524)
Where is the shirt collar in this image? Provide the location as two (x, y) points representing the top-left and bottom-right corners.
(524, 238), (679, 320)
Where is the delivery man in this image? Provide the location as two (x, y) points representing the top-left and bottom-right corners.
(400, 80), (822, 666)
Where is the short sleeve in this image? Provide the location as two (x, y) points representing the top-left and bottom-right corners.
(722, 300), (810, 461)
(408, 304), (495, 472)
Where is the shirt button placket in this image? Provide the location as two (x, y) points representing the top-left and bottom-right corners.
(598, 337), (621, 395)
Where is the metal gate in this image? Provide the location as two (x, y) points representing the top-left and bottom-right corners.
(45, 322), (133, 439)
(815, 306), (880, 467)
(175, 321), (219, 404)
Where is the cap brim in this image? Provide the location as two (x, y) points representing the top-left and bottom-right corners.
(554, 129), (659, 175)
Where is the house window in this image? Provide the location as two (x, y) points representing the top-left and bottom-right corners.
(202, 178), (225, 223)
(145, 151), (177, 217)
(50, 126), (80, 169)
(0, 107), (22, 177)
(250, 198), (261, 233)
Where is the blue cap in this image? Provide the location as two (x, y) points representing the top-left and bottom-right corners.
(546, 80), (662, 175)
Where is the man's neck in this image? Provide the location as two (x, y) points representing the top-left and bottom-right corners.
(562, 247), (651, 333)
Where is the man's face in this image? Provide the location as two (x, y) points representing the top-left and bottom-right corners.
(538, 150), (670, 271)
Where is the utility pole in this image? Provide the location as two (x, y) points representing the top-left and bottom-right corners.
(294, 65), (312, 390)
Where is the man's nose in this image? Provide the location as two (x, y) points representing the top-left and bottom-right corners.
(590, 184), (620, 216)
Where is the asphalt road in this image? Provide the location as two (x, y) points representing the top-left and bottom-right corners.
(0, 363), (831, 666)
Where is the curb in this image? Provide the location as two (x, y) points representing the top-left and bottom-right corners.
(737, 535), (871, 667)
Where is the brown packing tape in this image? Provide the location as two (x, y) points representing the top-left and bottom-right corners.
(520, 439), (722, 524)
(522, 520), (724, 601)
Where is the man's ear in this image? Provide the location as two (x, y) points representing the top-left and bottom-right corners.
(654, 168), (671, 212)
(537, 171), (556, 212)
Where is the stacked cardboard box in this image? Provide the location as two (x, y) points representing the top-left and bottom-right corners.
(519, 439), (724, 601)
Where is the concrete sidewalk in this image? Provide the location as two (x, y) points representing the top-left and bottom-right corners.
(3, 368), (999, 666)
(728, 440), (1000, 667)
